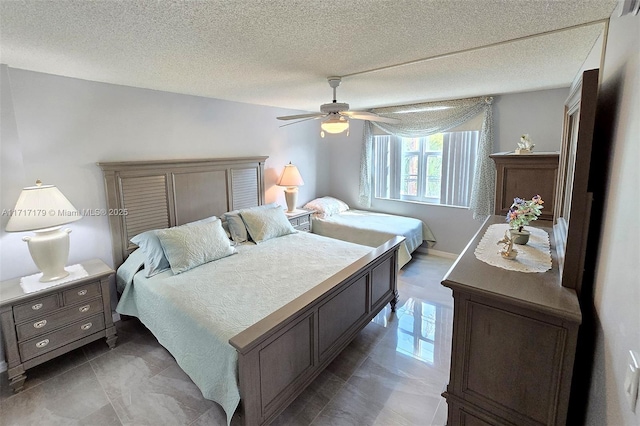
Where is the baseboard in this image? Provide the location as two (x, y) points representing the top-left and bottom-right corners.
(416, 247), (459, 259)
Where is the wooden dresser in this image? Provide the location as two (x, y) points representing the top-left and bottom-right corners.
(490, 152), (559, 221)
(441, 216), (581, 425)
(0, 258), (117, 392)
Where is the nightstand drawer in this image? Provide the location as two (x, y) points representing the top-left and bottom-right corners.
(285, 210), (313, 233)
(297, 215), (310, 226)
(19, 313), (105, 361)
(16, 297), (104, 341)
(14, 294), (59, 323)
(63, 282), (100, 306)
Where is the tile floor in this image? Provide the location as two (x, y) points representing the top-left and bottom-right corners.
(0, 253), (454, 426)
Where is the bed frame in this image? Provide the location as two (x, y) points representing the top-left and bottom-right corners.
(98, 156), (402, 425)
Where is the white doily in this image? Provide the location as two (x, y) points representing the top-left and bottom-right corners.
(20, 264), (89, 294)
(474, 224), (552, 273)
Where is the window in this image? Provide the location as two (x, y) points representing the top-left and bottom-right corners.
(373, 130), (480, 207)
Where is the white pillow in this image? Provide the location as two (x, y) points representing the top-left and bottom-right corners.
(240, 207), (296, 243)
(223, 203), (279, 242)
(156, 219), (236, 274)
(131, 215), (218, 277)
(303, 197), (349, 218)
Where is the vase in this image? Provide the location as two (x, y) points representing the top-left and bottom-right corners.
(510, 228), (530, 245)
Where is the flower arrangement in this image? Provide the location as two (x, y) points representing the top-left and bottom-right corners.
(507, 195), (544, 231)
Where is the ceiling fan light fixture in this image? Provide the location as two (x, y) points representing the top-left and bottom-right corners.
(320, 116), (349, 134)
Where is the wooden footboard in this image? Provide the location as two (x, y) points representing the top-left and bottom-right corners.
(229, 236), (403, 425)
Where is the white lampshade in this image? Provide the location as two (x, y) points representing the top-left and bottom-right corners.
(277, 163), (305, 187)
(6, 181), (81, 282)
(6, 181), (81, 232)
(320, 116), (349, 134)
(277, 163), (304, 213)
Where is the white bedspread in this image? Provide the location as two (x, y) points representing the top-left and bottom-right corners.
(116, 232), (372, 425)
(311, 209), (435, 268)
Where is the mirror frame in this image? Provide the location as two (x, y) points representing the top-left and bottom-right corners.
(554, 69), (599, 294)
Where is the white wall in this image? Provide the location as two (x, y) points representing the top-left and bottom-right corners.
(325, 88), (569, 254)
(493, 88), (568, 153)
(0, 68), (329, 281)
(585, 7), (640, 425)
(0, 65), (26, 371)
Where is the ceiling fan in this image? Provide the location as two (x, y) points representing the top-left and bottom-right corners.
(277, 77), (399, 137)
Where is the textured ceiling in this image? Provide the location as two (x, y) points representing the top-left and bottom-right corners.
(0, 1), (616, 112)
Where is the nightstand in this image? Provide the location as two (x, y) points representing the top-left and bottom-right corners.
(284, 209), (313, 232)
(0, 258), (117, 393)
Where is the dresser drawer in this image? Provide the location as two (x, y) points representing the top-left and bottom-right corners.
(16, 297), (104, 341)
(63, 282), (100, 306)
(14, 294), (59, 323)
(19, 313), (105, 361)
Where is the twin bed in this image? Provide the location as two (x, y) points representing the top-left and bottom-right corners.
(305, 197), (436, 268)
(99, 157), (405, 425)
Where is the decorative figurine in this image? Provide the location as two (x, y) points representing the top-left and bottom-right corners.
(516, 134), (535, 154)
(497, 230), (518, 259)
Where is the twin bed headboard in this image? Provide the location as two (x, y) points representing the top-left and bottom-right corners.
(98, 156), (268, 268)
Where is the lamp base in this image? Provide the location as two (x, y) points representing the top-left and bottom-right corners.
(23, 227), (72, 282)
(284, 187), (298, 213)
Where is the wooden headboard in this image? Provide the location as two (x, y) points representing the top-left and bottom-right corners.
(98, 156), (268, 268)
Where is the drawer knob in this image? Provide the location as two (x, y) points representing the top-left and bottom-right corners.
(79, 305), (90, 313)
(36, 339), (49, 348)
(32, 303), (43, 310)
(81, 322), (93, 331)
(33, 320), (47, 329)
(77, 289), (88, 296)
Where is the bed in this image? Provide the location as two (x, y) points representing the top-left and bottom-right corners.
(98, 157), (402, 425)
(304, 197), (436, 268)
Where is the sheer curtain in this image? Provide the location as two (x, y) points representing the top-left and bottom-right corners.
(441, 131), (478, 207)
(359, 96), (494, 219)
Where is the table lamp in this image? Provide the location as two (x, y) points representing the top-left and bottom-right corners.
(5, 180), (81, 282)
(277, 162), (304, 212)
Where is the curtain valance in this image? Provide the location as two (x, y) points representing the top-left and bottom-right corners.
(359, 96), (495, 219)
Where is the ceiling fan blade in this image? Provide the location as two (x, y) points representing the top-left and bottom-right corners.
(277, 113), (325, 121)
(279, 115), (326, 128)
(341, 111), (400, 124)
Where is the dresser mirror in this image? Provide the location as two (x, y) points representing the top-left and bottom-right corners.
(554, 69), (599, 294)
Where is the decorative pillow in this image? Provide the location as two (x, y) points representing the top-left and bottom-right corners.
(239, 207), (296, 243)
(156, 219), (236, 274)
(303, 197), (349, 219)
(130, 215), (218, 277)
(115, 248), (147, 293)
(130, 231), (171, 277)
(221, 219), (232, 240)
(223, 203), (279, 242)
